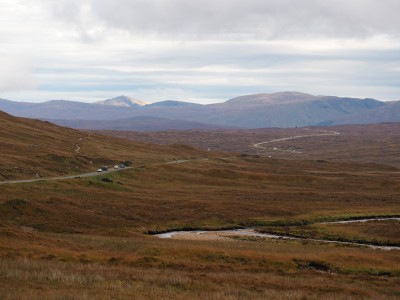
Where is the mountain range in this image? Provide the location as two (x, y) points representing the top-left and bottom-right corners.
(0, 92), (399, 131)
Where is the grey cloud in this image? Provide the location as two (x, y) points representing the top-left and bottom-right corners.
(41, 0), (400, 39)
(0, 56), (36, 92)
(3, 0), (400, 103)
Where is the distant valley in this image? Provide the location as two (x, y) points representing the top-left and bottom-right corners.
(51, 116), (228, 131)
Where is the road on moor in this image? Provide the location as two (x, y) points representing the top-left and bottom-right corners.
(253, 129), (340, 153)
(0, 157), (212, 185)
(0, 167), (132, 185)
(1, 129), (339, 185)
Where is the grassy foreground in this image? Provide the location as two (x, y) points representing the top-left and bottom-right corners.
(1, 155), (400, 299)
(0, 229), (400, 299)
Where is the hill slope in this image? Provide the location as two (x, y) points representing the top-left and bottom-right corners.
(0, 110), (205, 180)
(0, 100), (140, 120)
(202, 93), (385, 128)
(327, 100), (400, 125)
(0, 98), (36, 113)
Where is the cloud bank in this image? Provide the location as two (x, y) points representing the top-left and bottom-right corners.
(0, 0), (399, 102)
(42, 0), (400, 39)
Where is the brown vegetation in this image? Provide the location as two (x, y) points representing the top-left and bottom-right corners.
(259, 220), (400, 247)
(0, 112), (399, 298)
(100, 123), (400, 167)
(0, 111), (210, 181)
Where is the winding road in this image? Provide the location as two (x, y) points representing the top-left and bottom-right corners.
(254, 129), (340, 154)
(0, 167), (132, 185)
(0, 157), (212, 185)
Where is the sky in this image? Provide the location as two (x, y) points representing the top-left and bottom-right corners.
(0, 0), (400, 104)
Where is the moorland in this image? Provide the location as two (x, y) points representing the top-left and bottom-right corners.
(101, 123), (400, 168)
(0, 111), (399, 299)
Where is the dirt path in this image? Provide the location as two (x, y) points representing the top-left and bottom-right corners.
(74, 136), (86, 154)
(74, 144), (81, 154)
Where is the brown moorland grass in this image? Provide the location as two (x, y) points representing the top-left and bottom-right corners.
(1, 156), (399, 298)
(321, 220), (400, 244)
(1, 157), (399, 234)
(0, 112), (400, 298)
(0, 228), (399, 299)
(0, 111), (211, 181)
(99, 123), (400, 167)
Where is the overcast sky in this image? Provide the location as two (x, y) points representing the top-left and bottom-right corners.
(1, 0), (399, 103)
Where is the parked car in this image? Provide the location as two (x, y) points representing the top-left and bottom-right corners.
(101, 166), (108, 171)
(114, 165), (119, 169)
(97, 169), (103, 172)
(120, 161), (132, 167)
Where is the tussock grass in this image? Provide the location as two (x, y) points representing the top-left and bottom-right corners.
(0, 257), (399, 299)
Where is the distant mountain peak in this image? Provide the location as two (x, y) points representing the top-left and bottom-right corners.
(146, 100), (200, 107)
(96, 95), (148, 107)
(225, 91), (315, 105)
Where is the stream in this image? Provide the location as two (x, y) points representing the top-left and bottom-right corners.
(154, 218), (400, 251)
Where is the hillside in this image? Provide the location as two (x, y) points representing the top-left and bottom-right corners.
(0, 100), (140, 120)
(0, 110), (206, 181)
(0, 92), (391, 129)
(0, 98), (36, 113)
(327, 100), (400, 125)
(202, 93), (385, 128)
